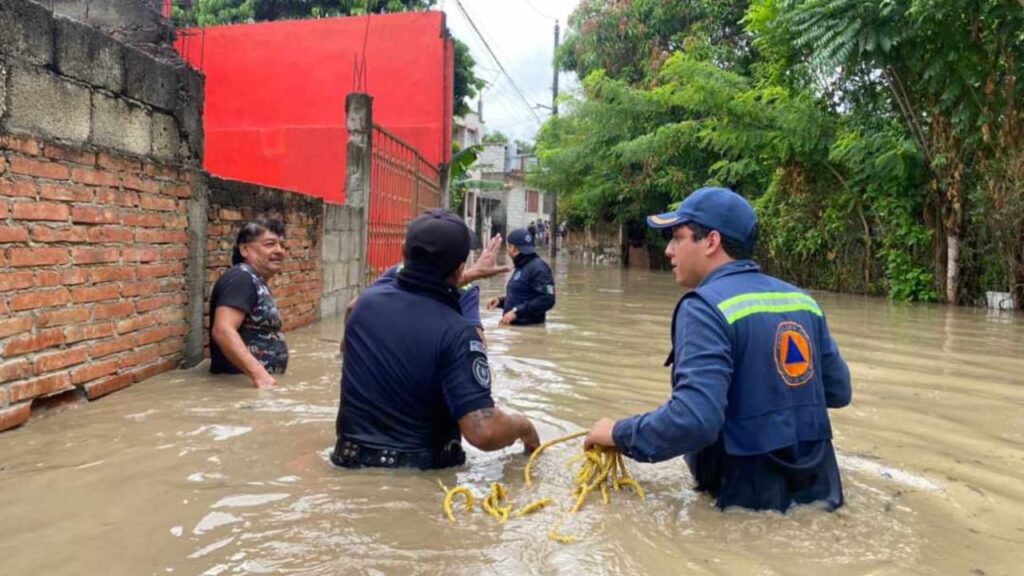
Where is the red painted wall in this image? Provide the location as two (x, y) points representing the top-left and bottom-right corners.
(175, 13), (453, 204)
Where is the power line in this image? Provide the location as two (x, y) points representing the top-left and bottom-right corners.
(452, 0), (542, 125)
(521, 0), (556, 21)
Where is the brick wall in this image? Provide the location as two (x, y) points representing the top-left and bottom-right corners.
(0, 133), (196, 430)
(203, 178), (324, 351)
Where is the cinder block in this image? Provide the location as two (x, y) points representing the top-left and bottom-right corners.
(124, 46), (178, 111)
(0, 60), (7, 122)
(175, 66), (204, 161)
(6, 65), (91, 143)
(76, 0), (163, 33)
(54, 17), (125, 93)
(323, 234), (341, 263)
(334, 263), (349, 291)
(347, 259), (362, 288)
(91, 93), (151, 156)
(0, 0), (54, 67)
(151, 112), (180, 162)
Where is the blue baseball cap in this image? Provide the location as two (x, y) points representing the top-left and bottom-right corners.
(647, 187), (757, 251)
(507, 228), (536, 254)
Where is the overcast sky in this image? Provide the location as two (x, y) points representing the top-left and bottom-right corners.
(437, 0), (581, 142)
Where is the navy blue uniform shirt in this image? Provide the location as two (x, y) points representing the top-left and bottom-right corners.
(378, 264), (482, 328)
(337, 271), (495, 453)
(498, 253), (555, 325)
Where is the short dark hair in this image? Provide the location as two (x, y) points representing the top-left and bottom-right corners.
(232, 219), (286, 265)
(684, 222), (754, 260)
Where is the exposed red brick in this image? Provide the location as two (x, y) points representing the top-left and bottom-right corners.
(92, 301), (135, 320)
(86, 226), (134, 243)
(9, 372), (73, 403)
(0, 316), (33, 339)
(42, 144), (96, 166)
(89, 267), (135, 284)
(116, 313), (159, 335)
(0, 179), (37, 198)
(119, 345), (161, 368)
(123, 213), (163, 227)
(12, 202), (69, 221)
(119, 280), (161, 298)
(139, 195), (178, 212)
(0, 134), (40, 156)
(70, 359), (120, 385)
(0, 358), (34, 383)
(0, 155), (4, 175)
(164, 185), (193, 199)
(218, 208), (243, 221)
(36, 307), (90, 328)
(122, 247), (158, 262)
(9, 247), (68, 267)
(87, 335), (136, 358)
(0, 224), (29, 242)
(0, 202), (8, 218)
(163, 216), (188, 229)
(83, 373), (133, 400)
(137, 262), (183, 279)
(70, 206), (120, 224)
(10, 156), (70, 180)
(0, 272), (35, 292)
(71, 246), (120, 265)
(96, 153), (141, 175)
(64, 322), (116, 344)
(159, 245), (189, 261)
(39, 184), (93, 203)
(156, 338), (185, 356)
(33, 348), (89, 373)
(136, 325), (176, 346)
(95, 188), (139, 207)
(35, 269), (89, 288)
(29, 224), (88, 243)
(9, 288), (71, 312)
(144, 164), (178, 180)
(70, 284), (120, 303)
(30, 387), (86, 414)
(135, 229), (188, 244)
(70, 166), (119, 187)
(3, 328), (64, 357)
(0, 403), (32, 433)
(121, 174), (161, 194)
(129, 358), (177, 382)
(136, 293), (183, 313)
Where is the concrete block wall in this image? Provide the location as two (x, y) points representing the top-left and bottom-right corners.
(0, 0), (203, 164)
(0, 132), (195, 432)
(320, 203), (365, 319)
(204, 178), (324, 349)
(50, 0), (179, 62)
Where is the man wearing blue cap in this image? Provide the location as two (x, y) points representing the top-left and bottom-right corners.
(333, 209), (540, 469)
(486, 228), (556, 326)
(584, 187), (852, 512)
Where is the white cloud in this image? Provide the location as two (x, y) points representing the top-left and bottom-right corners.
(438, 0), (581, 142)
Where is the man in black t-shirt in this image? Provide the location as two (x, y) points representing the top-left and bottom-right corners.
(209, 219), (289, 388)
(332, 209), (540, 470)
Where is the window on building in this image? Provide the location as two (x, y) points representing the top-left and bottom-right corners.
(527, 190), (539, 213)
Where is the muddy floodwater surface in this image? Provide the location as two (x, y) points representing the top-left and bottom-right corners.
(1, 261), (1022, 575)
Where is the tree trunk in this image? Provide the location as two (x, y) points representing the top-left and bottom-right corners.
(946, 233), (960, 304)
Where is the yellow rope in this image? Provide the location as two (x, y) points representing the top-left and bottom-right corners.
(524, 430), (588, 487)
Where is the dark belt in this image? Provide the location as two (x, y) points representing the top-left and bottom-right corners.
(330, 437), (466, 470)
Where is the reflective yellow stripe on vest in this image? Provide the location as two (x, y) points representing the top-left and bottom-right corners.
(716, 292), (822, 325)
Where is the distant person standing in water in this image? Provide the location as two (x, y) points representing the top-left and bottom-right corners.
(486, 228), (555, 326)
(585, 187), (852, 512)
(209, 219), (289, 388)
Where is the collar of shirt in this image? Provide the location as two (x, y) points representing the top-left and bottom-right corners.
(698, 259), (760, 288)
(396, 266), (463, 314)
(512, 252), (538, 269)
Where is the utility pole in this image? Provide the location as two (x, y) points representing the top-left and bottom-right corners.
(549, 19), (560, 259)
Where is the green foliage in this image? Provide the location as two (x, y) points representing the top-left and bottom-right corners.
(481, 131), (509, 145)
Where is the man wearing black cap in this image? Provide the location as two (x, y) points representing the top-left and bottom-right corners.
(332, 209), (540, 469)
(584, 187), (852, 512)
(485, 228), (556, 326)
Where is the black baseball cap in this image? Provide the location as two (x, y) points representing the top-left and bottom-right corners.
(403, 208), (471, 277)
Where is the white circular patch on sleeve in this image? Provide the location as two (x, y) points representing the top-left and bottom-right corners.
(472, 357), (491, 390)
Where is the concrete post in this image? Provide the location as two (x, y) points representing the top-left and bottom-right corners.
(345, 93), (372, 288)
(182, 172), (209, 367)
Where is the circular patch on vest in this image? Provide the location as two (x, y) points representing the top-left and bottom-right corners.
(472, 357), (491, 390)
(774, 321), (814, 387)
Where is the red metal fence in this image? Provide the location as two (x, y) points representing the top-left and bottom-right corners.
(367, 124), (442, 278)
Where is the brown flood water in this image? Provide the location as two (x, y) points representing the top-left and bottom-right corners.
(1, 261), (1023, 576)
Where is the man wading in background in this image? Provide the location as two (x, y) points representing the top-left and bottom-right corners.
(209, 219), (289, 388)
(486, 228), (556, 326)
(585, 187), (853, 512)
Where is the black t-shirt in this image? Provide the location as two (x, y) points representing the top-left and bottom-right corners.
(337, 279), (495, 452)
(209, 264), (289, 375)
